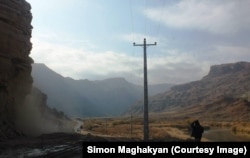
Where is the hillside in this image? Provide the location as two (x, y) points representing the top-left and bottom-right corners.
(31, 63), (173, 117)
(129, 61), (250, 121)
(31, 64), (102, 117)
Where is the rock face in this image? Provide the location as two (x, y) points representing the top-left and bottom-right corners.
(0, 0), (33, 138)
(204, 61), (250, 79)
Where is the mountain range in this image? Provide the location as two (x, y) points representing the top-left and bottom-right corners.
(31, 63), (173, 117)
(129, 61), (250, 121)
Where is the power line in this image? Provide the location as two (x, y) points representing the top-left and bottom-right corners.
(144, 0), (148, 35)
(155, 0), (166, 38)
(129, 0), (142, 85)
(129, 0), (135, 41)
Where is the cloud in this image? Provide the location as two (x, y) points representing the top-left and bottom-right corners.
(212, 45), (250, 63)
(144, 0), (250, 34)
(31, 33), (209, 85)
(30, 34), (141, 80)
(146, 50), (210, 84)
(148, 63), (207, 84)
(32, 31), (250, 85)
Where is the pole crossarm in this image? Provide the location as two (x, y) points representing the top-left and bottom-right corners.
(132, 38), (157, 141)
(133, 39), (157, 47)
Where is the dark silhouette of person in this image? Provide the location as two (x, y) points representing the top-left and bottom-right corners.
(191, 120), (204, 142)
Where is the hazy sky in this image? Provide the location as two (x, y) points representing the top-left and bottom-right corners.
(27, 0), (250, 85)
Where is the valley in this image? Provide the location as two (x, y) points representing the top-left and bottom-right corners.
(2, 61), (250, 157)
(79, 112), (250, 142)
(31, 63), (174, 117)
(1, 0), (250, 157)
(29, 61), (250, 143)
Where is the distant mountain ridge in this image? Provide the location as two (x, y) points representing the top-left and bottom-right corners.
(31, 63), (173, 117)
(128, 61), (250, 121)
(31, 63), (100, 117)
(204, 61), (250, 78)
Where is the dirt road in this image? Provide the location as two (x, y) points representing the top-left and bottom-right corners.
(0, 133), (85, 158)
(0, 131), (139, 158)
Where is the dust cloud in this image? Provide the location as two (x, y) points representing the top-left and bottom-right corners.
(15, 87), (75, 136)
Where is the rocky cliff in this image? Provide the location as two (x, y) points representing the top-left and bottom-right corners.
(204, 61), (250, 79)
(0, 0), (74, 138)
(0, 0), (33, 138)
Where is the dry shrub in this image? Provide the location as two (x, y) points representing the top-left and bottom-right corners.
(231, 122), (250, 134)
(112, 120), (130, 126)
(150, 127), (171, 139)
(209, 121), (232, 127)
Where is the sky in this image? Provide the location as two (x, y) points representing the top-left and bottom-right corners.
(26, 0), (250, 85)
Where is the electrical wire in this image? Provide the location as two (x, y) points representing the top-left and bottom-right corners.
(129, 0), (135, 42)
(144, 0), (148, 36)
(129, 0), (142, 86)
(155, 0), (166, 39)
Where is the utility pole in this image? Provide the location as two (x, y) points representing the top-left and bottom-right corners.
(130, 113), (133, 138)
(133, 38), (157, 141)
